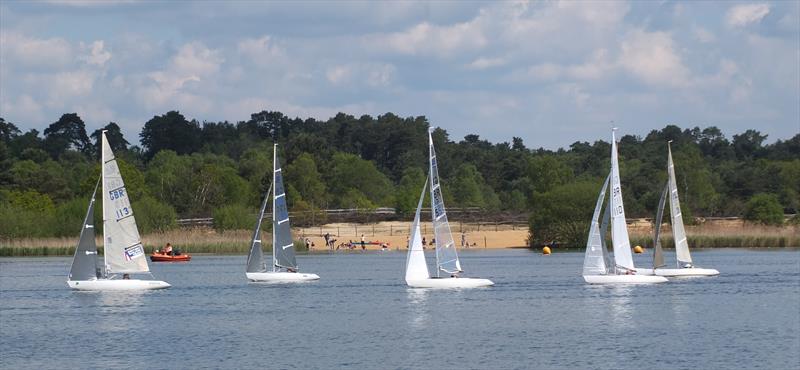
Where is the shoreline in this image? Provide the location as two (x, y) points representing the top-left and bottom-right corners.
(1, 221), (797, 257)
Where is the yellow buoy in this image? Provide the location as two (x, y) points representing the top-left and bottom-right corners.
(542, 246), (552, 255)
(633, 245), (644, 254)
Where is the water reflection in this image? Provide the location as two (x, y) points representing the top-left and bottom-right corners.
(97, 291), (147, 334)
(608, 285), (634, 330)
(406, 288), (430, 330)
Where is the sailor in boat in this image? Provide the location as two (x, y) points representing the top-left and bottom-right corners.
(122, 274), (130, 280)
(165, 243), (174, 256)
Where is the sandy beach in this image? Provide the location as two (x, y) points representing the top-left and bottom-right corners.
(296, 221), (530, 250)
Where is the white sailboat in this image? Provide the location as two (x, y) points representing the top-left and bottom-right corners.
(246, 144), (320, 282)
(404, 129), (493, 288)
(68, 131), (170, 290)
(636, 142), (719, 277)
(583, 129), (667, 284)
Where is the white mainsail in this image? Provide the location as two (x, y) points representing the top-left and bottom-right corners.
(667, 142), (693, 265)
(609, 129), (635, 272)
(583, 174), (611, 276)
(428, 129), (462, 276)
(405, 179), (430, 282)
(101, 131), (149, 274)
(272, 144), (297, 270)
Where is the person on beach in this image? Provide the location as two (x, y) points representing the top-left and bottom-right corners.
(324, 232), (330, 248)
(461, 232), (466, 248)
(406, 236), (410, 249)
(422, 236), (427, 246)
(304, 238), (311, 250)
(361, 234), (366, 250)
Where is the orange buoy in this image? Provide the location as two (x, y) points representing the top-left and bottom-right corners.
(633, 245), (644, 254)
(542, 246), (552, 255)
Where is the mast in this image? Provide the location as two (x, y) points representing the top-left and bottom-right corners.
(272, 143), (277, 272)
(101, 131), (108, 273)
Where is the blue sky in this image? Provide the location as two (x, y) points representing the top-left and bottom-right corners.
(1, 0), (798, 149)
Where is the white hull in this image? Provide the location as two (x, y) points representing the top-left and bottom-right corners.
(635, 267), (719, 277)
(246, 271), (320, 282)
(406, 277), (494, 288)
(583, 274), (668, 284)
(68, 279), (171, 291)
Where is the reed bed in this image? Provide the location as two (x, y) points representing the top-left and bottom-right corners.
(0, 227), (308, 257)
(629, 223), (799, 249)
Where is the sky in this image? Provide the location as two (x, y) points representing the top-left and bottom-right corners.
(1, 0), (798, 149)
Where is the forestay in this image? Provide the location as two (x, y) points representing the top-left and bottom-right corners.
(428, 130), (462, 276)
(667, 142), (692, 265)
(102, 131), (149, 274)
(69, 178), (101, 281)
(583, 174), (611, 276)
(609, 129), (635, 272)
(247, 182), (272, 273)
(272, 144), (297, 270)
(405, 179), (430, 282)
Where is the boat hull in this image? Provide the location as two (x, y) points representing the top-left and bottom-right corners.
(583, 274), (668, 284)
(406, 277), (494, 288)
(67, 279), (171, 291)
(246, 271), (320, 282)
(150, 254), (191, 262)
(635, 267), (719, 277)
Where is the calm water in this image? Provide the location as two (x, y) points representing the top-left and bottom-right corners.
(1, 249), (798, 369)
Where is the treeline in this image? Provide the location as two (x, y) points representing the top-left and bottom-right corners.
(0, 111), (797, 242)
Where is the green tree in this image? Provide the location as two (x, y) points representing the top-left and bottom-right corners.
(529, 180), (601, 248)
(286, 152), (327, 208)
(43, 113), (91, 158)
(133, 196), (178, 233)
(394, 167), (426, 215)
(212, 204), (254, 231)
(744, 193), (784, 225)
(328, 152), (393, 207)
(90, 122), (130, 156)
(140, 111), (201, 159)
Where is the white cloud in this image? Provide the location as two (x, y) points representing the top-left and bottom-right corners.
(467, 57), (506, 70)
(237, 35), (285, 64)
(42, 0), (139, 7)
(726, 3), (770, 27)
(326, 63), (396, 87)
(0, 32), (73, 68)
(139, 41), (223, 109)
(619, 29), (689, 87)
(368, 20), (487, 58)
(0, 95), (45, 124)
(692, 26), (716, 43)
(80, 40), (112, 66)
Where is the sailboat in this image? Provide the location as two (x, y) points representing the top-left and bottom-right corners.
(404, 129), (493, 288)
(636, 142), (719, 277)
(582, 129), (667, 284)
(245, 144), (320, 282)
(67, 131), (170, 290)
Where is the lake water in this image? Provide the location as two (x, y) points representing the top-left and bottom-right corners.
(1, 249), (798, 369)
